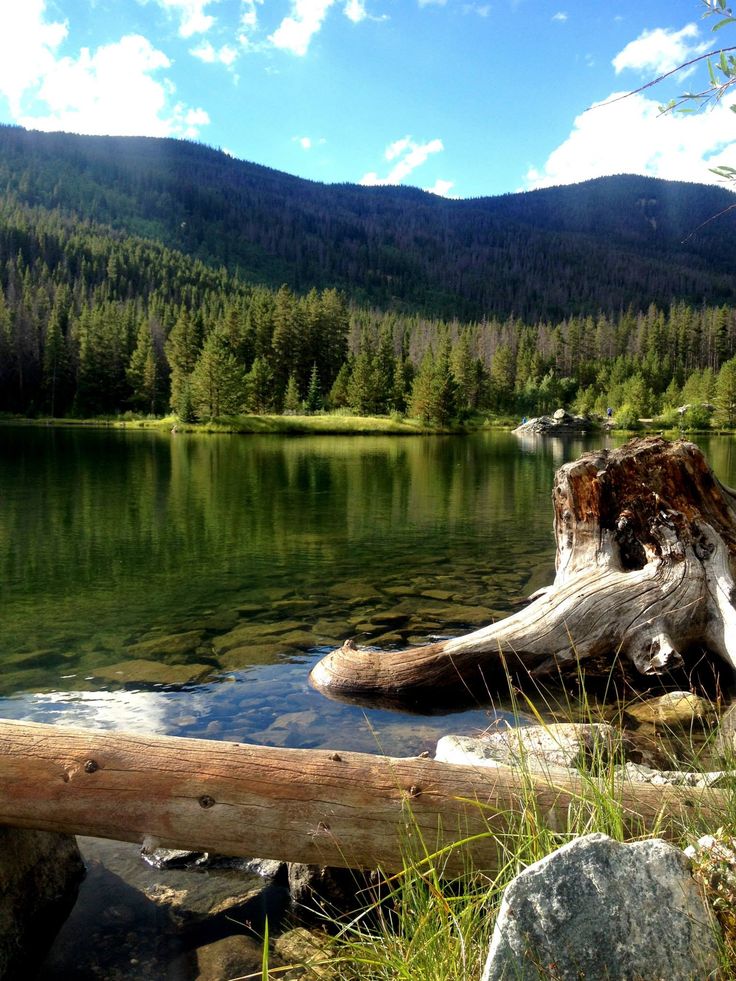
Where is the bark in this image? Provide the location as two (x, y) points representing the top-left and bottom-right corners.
(310, 437), (736, 703)
(0, 720), (723, 876)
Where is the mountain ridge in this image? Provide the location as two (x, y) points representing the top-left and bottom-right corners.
(1, 125), (735, 320)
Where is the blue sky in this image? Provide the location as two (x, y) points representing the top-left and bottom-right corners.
(0, 0), (734, 198)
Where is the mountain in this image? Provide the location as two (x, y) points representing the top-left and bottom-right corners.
(1, 124), (735, 321)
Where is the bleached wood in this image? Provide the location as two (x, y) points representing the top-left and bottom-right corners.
(310, 438), (736, 702)
(0, 720), (722, 876)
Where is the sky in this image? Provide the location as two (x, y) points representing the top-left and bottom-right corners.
(0, 0), (735, 200)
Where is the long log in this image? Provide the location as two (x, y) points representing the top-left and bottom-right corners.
(0, 720), (724, 876)
(310, 437), (736, 704)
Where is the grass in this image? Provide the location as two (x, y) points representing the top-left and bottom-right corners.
(0, 411), (468, 436)
(283, 678), (736, 980)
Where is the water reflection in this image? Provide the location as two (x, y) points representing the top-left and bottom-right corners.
(1, 427), (734, 754)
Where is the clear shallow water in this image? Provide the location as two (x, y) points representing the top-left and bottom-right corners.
(1, 427), (734, 756)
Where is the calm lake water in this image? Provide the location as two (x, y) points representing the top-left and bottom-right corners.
(2, 426), (735, 756)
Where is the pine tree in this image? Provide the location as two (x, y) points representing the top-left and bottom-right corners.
(283, 372), (301, 414)
(328, 362), (351, 409)
(245, 356), (274, 413)
(715, 357), (736, 426)
(165, 309), (202, 417)
(305, 362), (322, 413)
(190, 328), (245, 419)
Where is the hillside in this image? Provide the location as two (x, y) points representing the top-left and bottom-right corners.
(1, 125), (735, 321)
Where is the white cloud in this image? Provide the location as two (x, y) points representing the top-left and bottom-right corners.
(360, 135), (446, 186)
(552, 12), (567, 22)
(269, 0), (336, 55)
(142, 0), (218, 38)
(385, 135), (413, 161)
(190, 39), (238, 65)
(419, 0), (447, 6)
(241, 0), (263, 30)
(294, 135), (312, 149)
(523, 91), (736, 190)
(613, 23), (705, 77)
(344, 0), (367, 22)
(0, 0), (68, 114)
(11, 33), (209, 140)
(424, 178), (454, 196)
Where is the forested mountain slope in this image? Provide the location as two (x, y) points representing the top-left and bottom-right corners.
(1, 125), (735, 321)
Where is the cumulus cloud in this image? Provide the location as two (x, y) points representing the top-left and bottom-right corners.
(523, 91), (736, 190)
(360, 135), (446, 186)
(344, 0), (367, 22)
(424, 178), (455, 196)
(552, 12), (568, 22)
(142, 0), (218, 38)
(0, 0), (68, 114)
(18, 34), (210, 138)
(613, 23), (705, 77)
(293, 135), (312, 149)
(269, 0), (336, 55)
(0, 2), (210, 140)
(190, 39), (238, 65)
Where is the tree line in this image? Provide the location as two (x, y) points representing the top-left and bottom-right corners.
(2, 194), (736, 427)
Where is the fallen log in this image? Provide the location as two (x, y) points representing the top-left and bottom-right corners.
(0, 719), (723, 876)
(310, 437), (736, 703)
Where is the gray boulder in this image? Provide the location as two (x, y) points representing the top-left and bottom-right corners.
(482, 833), (720, 981)
(514, 410), (592, 436)
(0, 827), (85, 979)
(436, 723), (625, 772)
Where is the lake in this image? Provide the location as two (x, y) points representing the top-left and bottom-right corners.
(2, 426), (735, 757)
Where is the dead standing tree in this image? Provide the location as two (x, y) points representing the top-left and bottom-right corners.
(310, 437), (736, 703)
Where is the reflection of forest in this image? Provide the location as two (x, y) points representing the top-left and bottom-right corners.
(3, 427), (735, 694)
(1, 428), (565, 590)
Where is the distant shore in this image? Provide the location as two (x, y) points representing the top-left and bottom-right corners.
(0, 412), (728, 437)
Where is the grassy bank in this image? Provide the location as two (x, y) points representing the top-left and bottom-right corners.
(272, 692), (736, 980)
(0, 411), (500, 436)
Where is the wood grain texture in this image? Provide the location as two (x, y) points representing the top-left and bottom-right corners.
(310, 438), (736, 702)
(0, 720), (723, 875)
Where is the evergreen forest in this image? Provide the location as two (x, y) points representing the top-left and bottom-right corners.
(2, 125), (736, 427)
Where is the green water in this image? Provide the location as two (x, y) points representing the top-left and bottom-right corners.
(2, 426), (735, 755)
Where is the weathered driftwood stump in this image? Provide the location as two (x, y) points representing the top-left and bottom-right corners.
(310, 437), (736, 704)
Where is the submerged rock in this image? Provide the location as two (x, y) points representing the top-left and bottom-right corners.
(482, 833), (720, 981)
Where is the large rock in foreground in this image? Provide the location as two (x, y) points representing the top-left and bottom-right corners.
(0, 827), (85, 979)
(482, 833), (720, 981)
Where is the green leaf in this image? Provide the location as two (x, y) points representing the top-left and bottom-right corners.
(708, 58), (718, 85)
(713, 16), (736, 30)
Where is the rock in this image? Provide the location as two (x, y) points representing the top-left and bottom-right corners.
(38, 837), (290, 979)
(0, 828), (85, 980)
(93, 658), (214, 686)
(274, 927), (336, 978)
(140, 846), (208, 869)
(514, 410), (593, 436)
(195, 934), (271, 981)
(624, 691), (716, 727)
(482, 833), (721, 981)
(436, 723), (626, 771)
(126, 629), (204, 660)
(615, 761), (726, 788)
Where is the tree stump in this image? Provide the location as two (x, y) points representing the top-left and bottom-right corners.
(309, 437), (736, 704)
